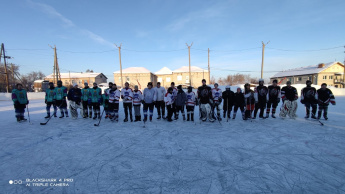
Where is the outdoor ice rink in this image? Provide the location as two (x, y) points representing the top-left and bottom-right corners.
(1, 98), (345, 193)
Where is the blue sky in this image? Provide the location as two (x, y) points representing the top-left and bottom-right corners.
(2, 0), (345, 82)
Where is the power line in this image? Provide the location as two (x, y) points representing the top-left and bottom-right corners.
(57, 49), (115, 53)
(266, 46), (344, 52)
(121, 48), (187, 52)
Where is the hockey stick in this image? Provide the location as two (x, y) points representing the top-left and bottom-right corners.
(40, 103), (62, 125)
(26, 104), (31, 124)
(94, 109), (105, 126)
(226, 98), (229, 122)
(311, 112), (324, 126)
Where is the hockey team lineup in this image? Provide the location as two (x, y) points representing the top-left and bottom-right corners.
(11, 78), (336, 126)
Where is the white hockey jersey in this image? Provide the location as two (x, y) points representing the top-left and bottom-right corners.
(212, 88), (222, 102)
(132, 90), (143, 105)
(107, 89), (120, 103)
(186, 91), (196, 106)
(154, 86), (166, 101)
(164, 92), (175, 106)
(121, 88), (133, 103)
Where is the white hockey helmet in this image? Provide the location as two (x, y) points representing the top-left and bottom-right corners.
(258, 78), (264, 83)
(225, 85), (230, 89)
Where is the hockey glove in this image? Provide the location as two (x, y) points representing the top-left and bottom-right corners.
(331, 101), (336, 105)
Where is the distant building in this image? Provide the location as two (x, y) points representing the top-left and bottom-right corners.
(113, 67), (157, 89)
(172, 66), (209, 88)
(270, 62), (344, 88)
(155, 67), (173, 88)
(45, 72), (108, 86)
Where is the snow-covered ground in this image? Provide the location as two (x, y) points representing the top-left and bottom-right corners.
(1, 98), (345, 193)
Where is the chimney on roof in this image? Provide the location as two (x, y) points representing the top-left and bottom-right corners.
(318, 63), (325, 68)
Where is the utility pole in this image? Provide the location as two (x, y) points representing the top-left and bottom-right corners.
(115, 43), (123, 87)
(0, 43), (10, 93)
(208, 48), (210, 83)
(49, 45), (61, 85)
(261, 41), (270, 79)
(343, 46), (345, 88)
(186, 42), (193, 87)
(11, 63), (15, 90)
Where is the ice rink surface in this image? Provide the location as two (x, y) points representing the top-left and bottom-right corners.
(1, 98), (345, 193)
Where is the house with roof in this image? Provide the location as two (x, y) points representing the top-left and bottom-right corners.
(155, 67), (173, 88)
(172, 66), (209, 88)
(45, 72), (108, 87)
(270, 61), (344, 88)
(113, 67), (157, 89)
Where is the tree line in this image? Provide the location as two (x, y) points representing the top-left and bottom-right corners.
(0, 63), (45, 92)
(209, 73), (260, 86)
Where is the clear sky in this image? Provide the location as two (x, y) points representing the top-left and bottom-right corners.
(1, 0), (345, 83)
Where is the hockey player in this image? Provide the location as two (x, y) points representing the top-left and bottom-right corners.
(67, 83), (82, 119)
(233, 87), (245, 120)
(164, 87), (175, 122)
(121, 82), (133, 122)
(222, 85), (234, 120)
(12, 83), (29, 122)
(279, 81), (298, 118)
(197, 79), (213, 122)
(54, 80), (68, 118)
(316, 83), (336, 120)
(266, 79), (281, 118)
(154, 82), (166, 119)
(89, 82), (102, 119)
(103, 82), (113, 118)
(107, 84), (120, 121)
(170, 82), (178, 118)
(254, 79), (268, 119)
(186, 86), (197, 121)
(211, 83), (223, 121)
(81, 82), (91, 118)
(301, 80), (317, 119)
(143, 82), (157, 122)
(244, 83), (255, 120)
(175, 85), (187, 120)
(133, 85), (143, 122)
(44, 82), (57, 118)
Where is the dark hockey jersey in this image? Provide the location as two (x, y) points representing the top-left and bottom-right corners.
(267, 85), (281, 102)
(197, 85), (212, 104)
(222, 90), (235, 106)
(254, 85), (268, 102)
(301, 86), (317, 103)
(281, 86), (298, 101)
(234, 92), (245, 106)
(317, 88), (336, 105)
